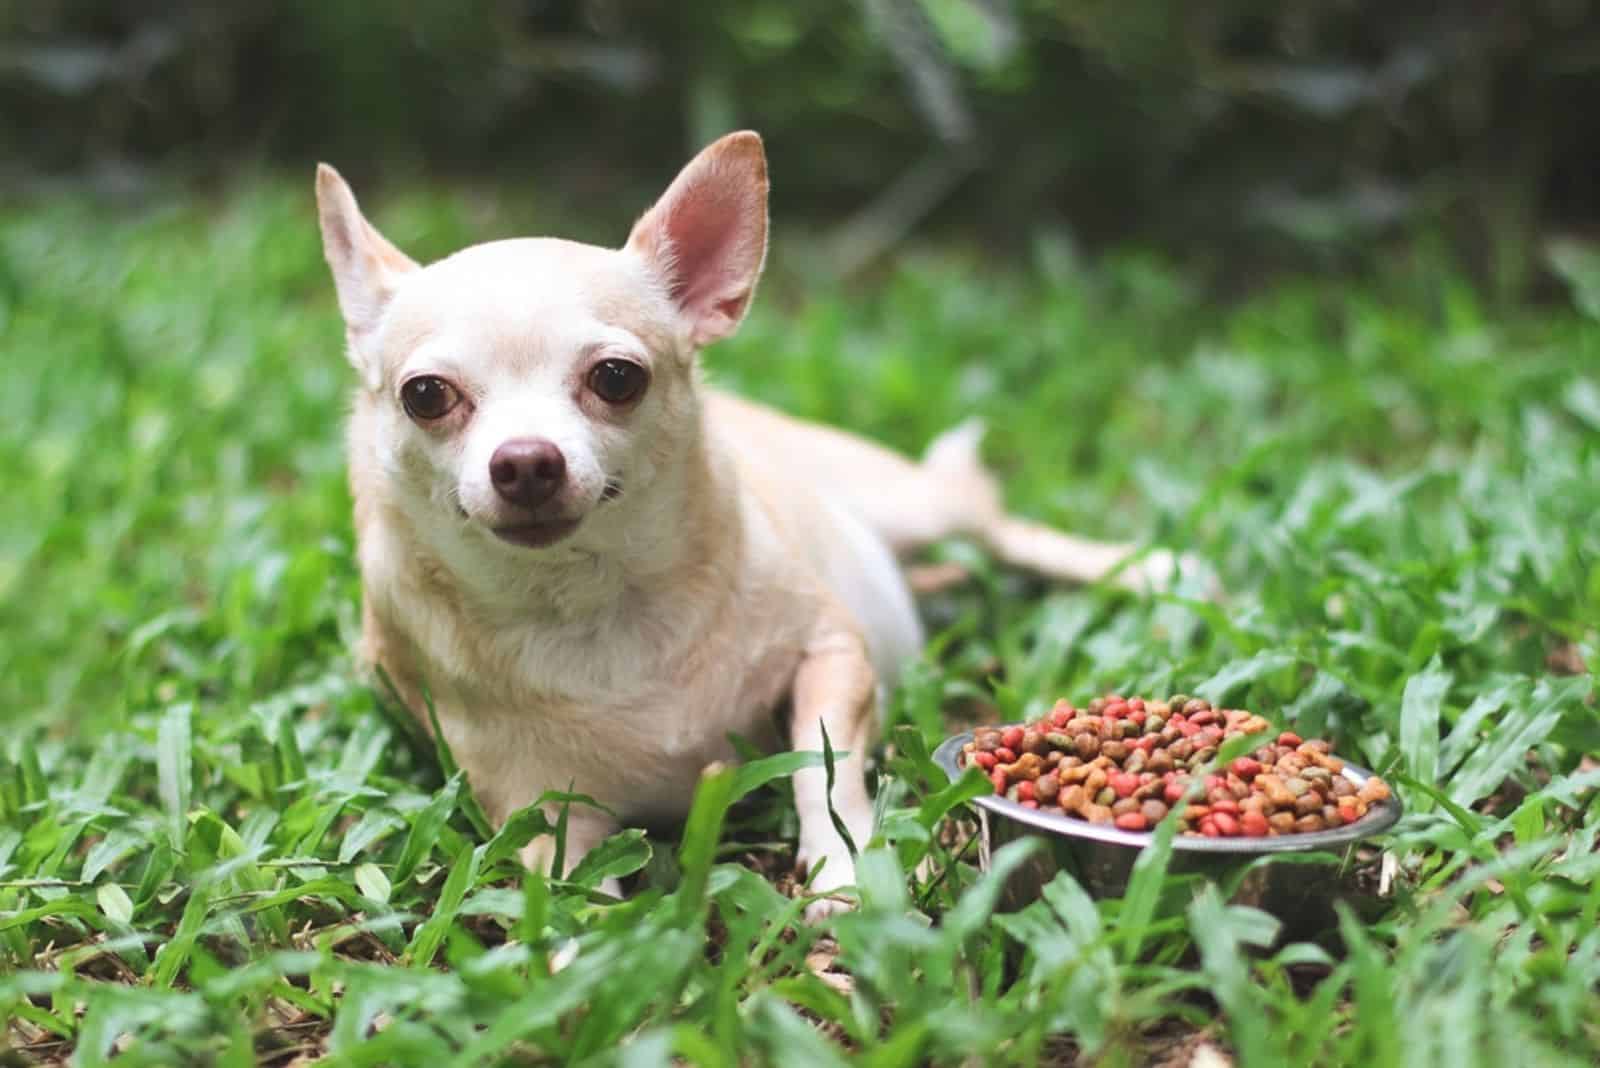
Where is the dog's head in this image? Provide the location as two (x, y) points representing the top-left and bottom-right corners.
(317, 133), (768, 554)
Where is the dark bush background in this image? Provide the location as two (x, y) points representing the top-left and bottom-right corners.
(5, 0), (1599, 293)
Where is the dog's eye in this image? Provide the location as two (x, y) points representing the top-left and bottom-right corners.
(400, 376), (462, 421)
(587, 359), (649, 406)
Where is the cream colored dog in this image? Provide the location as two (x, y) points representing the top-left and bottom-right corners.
(317, 132), (1192, 917)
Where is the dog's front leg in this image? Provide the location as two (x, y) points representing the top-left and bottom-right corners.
(789, 628), (877, 920)
(519, 804), (622, 897)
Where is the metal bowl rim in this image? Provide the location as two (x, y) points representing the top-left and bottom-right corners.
(933, 730), (1402, 855)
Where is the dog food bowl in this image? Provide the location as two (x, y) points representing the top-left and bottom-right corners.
(932, 731), (1402, 925)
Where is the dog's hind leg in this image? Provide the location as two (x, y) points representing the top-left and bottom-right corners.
(880, 419), (1198, 594)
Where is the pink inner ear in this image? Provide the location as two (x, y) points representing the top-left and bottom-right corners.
(663, 184), (758, 317)
(630, 134), (768, 346)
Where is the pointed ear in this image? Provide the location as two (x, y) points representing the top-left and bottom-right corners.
(315, 164), (417, 381)
(625, 131), (769, 349)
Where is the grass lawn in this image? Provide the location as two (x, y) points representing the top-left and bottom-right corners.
(1, 181), (1597, 1067)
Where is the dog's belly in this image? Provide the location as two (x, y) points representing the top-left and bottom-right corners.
(722, 415), (924, 696)
(807, 496), (924, 693)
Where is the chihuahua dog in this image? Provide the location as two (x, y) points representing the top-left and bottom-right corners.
(317, 132), (1192, 917)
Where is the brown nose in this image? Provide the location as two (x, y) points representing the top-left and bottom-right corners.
(488, 438), (566, 508)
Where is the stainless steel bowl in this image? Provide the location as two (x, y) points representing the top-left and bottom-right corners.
(933, 731), (1402, 927)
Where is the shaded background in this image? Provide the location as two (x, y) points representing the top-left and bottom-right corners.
(6, 0), (1600, 296)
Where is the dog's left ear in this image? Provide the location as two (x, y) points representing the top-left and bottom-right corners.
(316, 164), (418, 386)
(625, 131), (769, 349)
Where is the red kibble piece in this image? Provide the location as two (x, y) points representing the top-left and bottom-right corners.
(1205, 775), (1226, 792)
(1189, 708), (1218, 726)
(973, 751), (997, 771)
(1240, 810), (1270, 837)
(990, 770), (1008, 795)
(1016, 780), (1036, 803)
(1105, 701), (1129, 720)
(1051, 708), (1072, 728)
(1110, 772), (1140, 798)
(1021, 799), (1040, 810)
(1230, 757), (1262, 779)
(1164, 781), (1187, 804)
(994, 747), (1017, 764)
(1178, 721), (1200, 738)
(1001, 726), (1024, 751)
(1278, 731), (1303, 748)
(1128, 709), (1147, 726)
(1210, 798), (1240, 815)
(1200, 817), (1221, 837)
(1115, 812), (1148, 832)
(1213, 812), (1240, 836)
(1128, 698), (1145, 712)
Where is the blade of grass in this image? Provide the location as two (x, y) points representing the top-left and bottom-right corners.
(156, 704), (193, 851)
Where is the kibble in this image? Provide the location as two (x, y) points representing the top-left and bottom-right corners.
(960, 694), (1393, 838)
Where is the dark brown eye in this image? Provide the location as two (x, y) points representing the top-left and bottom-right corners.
(587, 358), (648, 406)
(400, 375), (461, 421)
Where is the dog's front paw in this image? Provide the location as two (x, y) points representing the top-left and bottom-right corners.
(803, 891), (858, 924)
(519, 817), (624, 899)
(797, 849), (859, 924)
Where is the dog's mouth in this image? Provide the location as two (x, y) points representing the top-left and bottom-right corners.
(491, 517), (583, 549)
(458, 479), (619, 548)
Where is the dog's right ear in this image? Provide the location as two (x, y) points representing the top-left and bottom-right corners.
(316, 164), (417, 387)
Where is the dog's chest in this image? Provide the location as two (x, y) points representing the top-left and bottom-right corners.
(406, 575), (812, 823)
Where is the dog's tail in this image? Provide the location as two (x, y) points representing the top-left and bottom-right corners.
(920, 417), (1188, 591)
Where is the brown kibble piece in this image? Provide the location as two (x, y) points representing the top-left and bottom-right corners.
(1082, 804), (1114, 824)
(1258, 775), (1295, 808)
(1009, 752), (1044, 781)
(1359, 777), (1391, 803)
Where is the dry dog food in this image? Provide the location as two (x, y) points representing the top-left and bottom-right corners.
(959, 694), (1392, 837)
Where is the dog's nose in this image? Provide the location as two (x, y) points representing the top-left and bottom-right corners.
(488, 438), (566, 508)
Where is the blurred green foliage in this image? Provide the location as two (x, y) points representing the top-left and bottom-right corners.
(4, 1), (1600, 287)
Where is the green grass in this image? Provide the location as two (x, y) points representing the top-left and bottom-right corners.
(1, 180), (1597, 1066)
